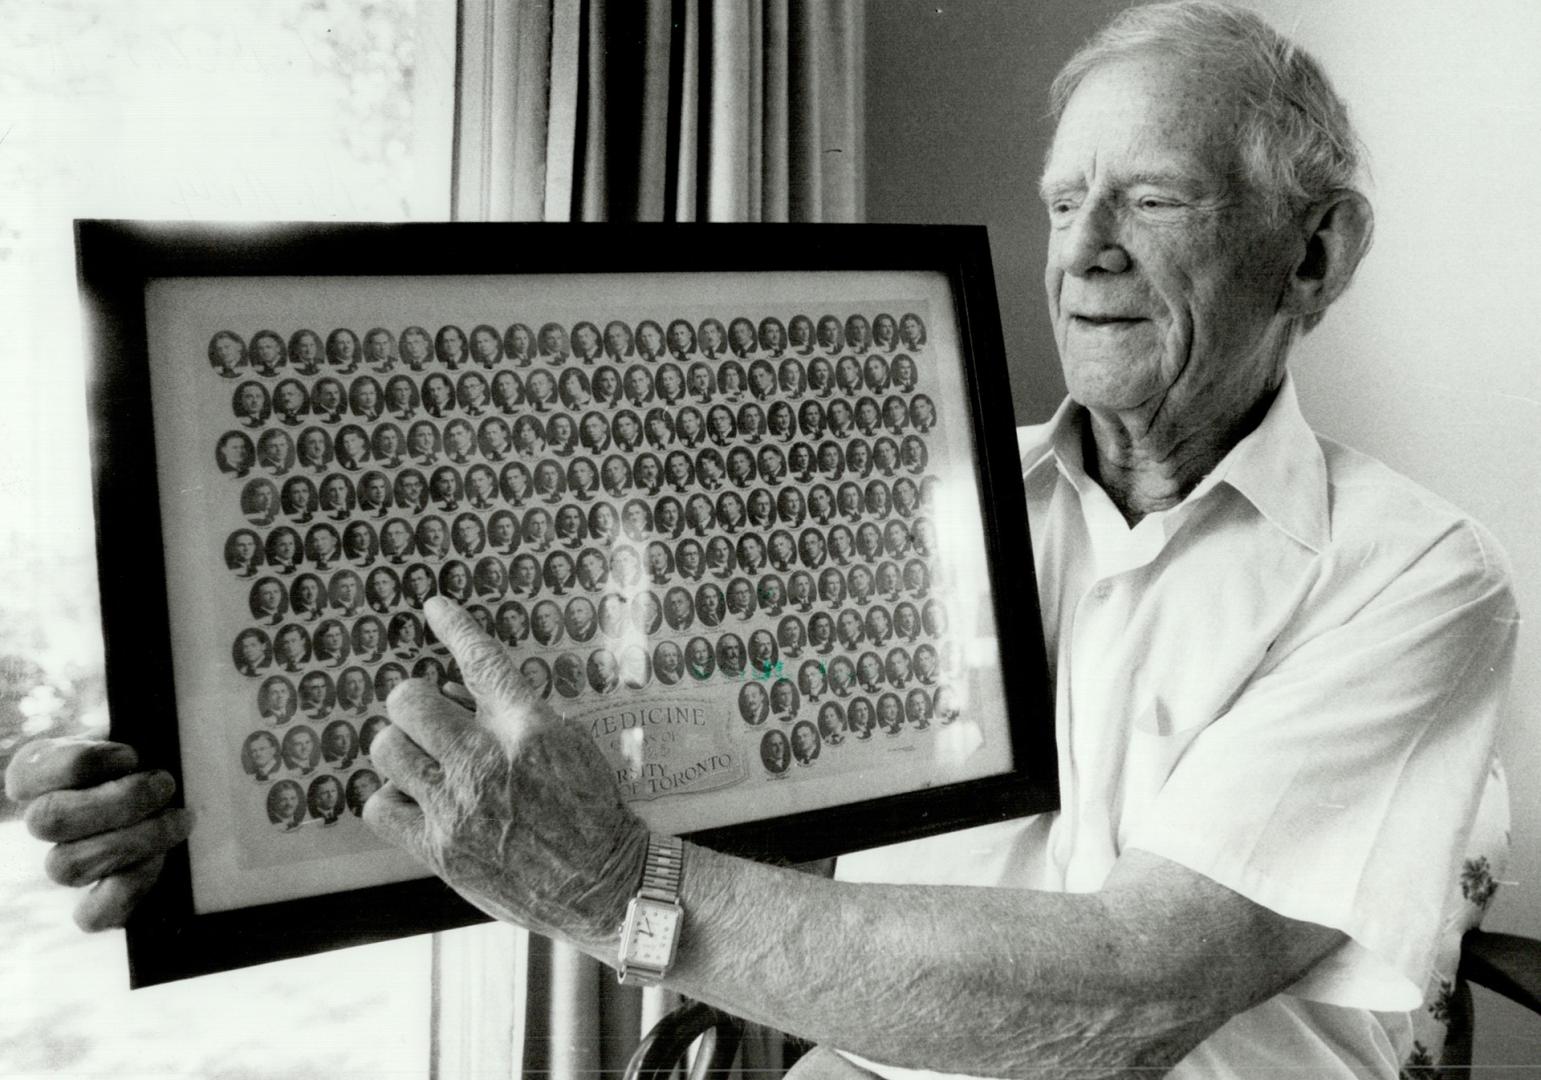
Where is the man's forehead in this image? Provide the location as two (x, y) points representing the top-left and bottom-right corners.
(1041, 56), (1241, 196)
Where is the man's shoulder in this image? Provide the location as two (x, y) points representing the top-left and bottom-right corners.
(1316, 433), (1512, 589)
(1312, 434), (1516, 619)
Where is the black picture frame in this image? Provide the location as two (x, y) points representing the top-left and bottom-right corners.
(76, 220), (1055, 987)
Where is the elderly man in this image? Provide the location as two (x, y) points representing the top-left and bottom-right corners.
(2, 5), (1519, 1078)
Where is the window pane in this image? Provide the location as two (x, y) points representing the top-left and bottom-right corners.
(1, 0), (452, 1074)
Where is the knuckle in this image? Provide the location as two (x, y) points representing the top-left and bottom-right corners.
(386, 677), (439, 718)
(44, 843), (87, 887)
(24, 792), (66, 841)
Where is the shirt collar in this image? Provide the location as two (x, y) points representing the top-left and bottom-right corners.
(1019, 373), (1328, 552)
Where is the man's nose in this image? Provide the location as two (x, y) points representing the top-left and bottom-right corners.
(1057, 195), (1131, 276)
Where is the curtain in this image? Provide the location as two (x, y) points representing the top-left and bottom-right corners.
(438, 3), (864, 1077)
(454, 0), (864, 225)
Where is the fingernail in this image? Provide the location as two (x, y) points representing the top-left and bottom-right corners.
(105, 745), (139, 770)
(152, 771), (177, 800)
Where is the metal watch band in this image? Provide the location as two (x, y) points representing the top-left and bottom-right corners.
(637, 834), (683, 903)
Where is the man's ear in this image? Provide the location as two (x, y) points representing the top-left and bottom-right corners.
(1281, 190), (1375, 322)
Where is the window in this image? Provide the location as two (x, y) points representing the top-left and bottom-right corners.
(1, 1), (454, 1073)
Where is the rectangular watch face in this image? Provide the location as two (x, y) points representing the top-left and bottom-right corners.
(623, 898), (684, 970)
(78, 221), (1055, 986)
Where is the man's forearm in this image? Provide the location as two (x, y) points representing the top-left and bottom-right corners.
(620, 844), (1301, 1080)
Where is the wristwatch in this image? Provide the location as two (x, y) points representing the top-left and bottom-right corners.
(617, 834), (685, 986)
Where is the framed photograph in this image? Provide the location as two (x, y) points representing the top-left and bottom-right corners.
(77, 220), (1054, 986)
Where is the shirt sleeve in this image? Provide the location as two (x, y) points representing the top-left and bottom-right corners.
(1126, 518), (1518, 1011)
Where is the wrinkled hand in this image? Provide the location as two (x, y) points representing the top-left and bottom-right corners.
(365, 596), (650, 953)
(4, 739), (192, 931)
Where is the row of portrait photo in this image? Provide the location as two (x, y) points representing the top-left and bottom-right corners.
(228, 449), (933, 535)
(237, 594), (949, 696)
(756, 684), (959, 775)
(227, 502), (938, 591)
(222, 350), (934, 431)
(206, 312), (931, 381)
(243, 609), (955, 725)
(215, 392), (939, 480)
(259, 768), (384, 832)
(234, 556), (941, 675)
(242, 572), (945, 653)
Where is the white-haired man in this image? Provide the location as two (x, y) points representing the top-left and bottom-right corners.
(5, 5), (1515, 1077)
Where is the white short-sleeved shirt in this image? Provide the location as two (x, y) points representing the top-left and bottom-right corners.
(837, 376), (1518, 1079)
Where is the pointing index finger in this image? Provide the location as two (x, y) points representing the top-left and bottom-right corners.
(423, 597), (545, 736)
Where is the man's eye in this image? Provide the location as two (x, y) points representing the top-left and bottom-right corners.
(1136, 196), (1178, 210)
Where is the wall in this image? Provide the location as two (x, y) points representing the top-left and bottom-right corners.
(867, 2), (1541, 1074)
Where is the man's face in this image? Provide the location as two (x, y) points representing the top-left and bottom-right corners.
(357, 620), (379, 650)
(422, 520), (446, 549)
(325, 726), (351, 758)
(701, 323), (723, 351)
(251, 736), (279, 769)
(728, 581), (751, 611)
(574, 325), (598, 353)
(638, 325), (662, 354)
(605, 324), (630, 354)
(402, 330), (430, 363)
(407, 568), (432, 596)
(342, 672), (367, 700)
(289, 730), (315, 761)
(320, 624), (344, 655)
(239, 634), (266, 666)
(239, 385), (265, 417)
(1042, 58), (1292, 428)
(520, 660), (549, 693)
(257, 581), (283, 610)
(301, 676), (327, 705)
(794, 727), (817, 758)
(272, 533), (296, 561)
(473, 328), (500, 359)
(384, 523), (411, 551)
(274, 785), (299, 817)
(616, 416), (638, 443)
(301, 431), (327, 462)
(447, 565), (469, 592)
